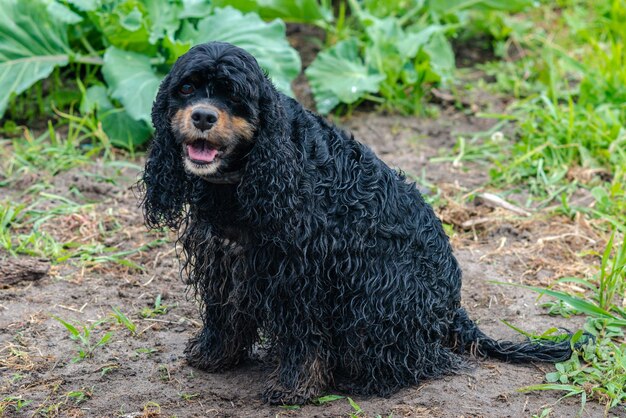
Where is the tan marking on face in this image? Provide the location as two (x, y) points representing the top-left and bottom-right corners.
(172, 106), (197, 141)
(228, 115), (255, 141)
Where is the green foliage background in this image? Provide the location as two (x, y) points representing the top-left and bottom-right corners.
(0, 0), (532, 147)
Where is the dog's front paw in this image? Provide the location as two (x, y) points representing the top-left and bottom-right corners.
(262, 383), (313, 406)
(262, 354), (331, 405)
(184, 334), (243, 372)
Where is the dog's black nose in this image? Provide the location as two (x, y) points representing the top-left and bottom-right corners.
(191, 108), (219, 131)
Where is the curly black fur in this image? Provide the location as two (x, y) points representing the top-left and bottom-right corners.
(141, 42), (576, 405)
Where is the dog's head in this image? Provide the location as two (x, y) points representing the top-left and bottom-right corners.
(156, 42), (266, 183)
(143, 41), (292, 230)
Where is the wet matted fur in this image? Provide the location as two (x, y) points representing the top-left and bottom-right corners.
(141, 42), (575, 405)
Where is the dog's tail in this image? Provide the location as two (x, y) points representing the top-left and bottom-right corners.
(452, 308), (575, 363)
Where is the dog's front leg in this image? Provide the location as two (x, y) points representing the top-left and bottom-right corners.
(263, 345), (331, 405)
(185, 304), (257, 372)
(184, 242), (258, 372)
(262, 333), (332, 405)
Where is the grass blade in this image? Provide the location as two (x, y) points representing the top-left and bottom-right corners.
(492, 282), (618, 319)
(52, 316), (80, 339)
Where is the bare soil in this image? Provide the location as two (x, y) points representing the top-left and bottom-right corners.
(1, 108), (620, 418)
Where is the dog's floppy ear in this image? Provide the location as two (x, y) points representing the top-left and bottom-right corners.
(237, 79), (301, 233)
(141, 74), (190, 229)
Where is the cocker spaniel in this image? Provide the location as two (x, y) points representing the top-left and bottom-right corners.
(141, 42), (574, 405)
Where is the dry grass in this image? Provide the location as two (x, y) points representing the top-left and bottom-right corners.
(435, 183), (618, 289)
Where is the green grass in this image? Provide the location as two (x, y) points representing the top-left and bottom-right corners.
(0, 196), (93, 259)
(136, 347), (158, 357)
(0, 117), (111, 184)
(27, 387), (94, 417)
(179, 392), (199, 401)
(497, 231), (626, 413)
(310, 395), (367, 417)
(140, 294), (172, 318)
(468, 0), (626, 232)
(0, 192), (164, 267)
(100, 364), (119, 377)
(1, 120), (110, 263)
(52, 316), (112, 363)
(522, 330), (626, 413)
(0, 119), (166, 268)
(110, 306), (137, 336)
(0, 396), (32, 414)
(481, 97), (626, 225)
(158, 365), (171, 382)
(53, 306), (145, 363)
(66, 388), (92, 405)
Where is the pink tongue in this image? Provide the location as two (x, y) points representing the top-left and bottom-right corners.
(187, 143), (218, 163)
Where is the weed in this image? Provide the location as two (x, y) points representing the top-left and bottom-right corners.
(489, 97), (623, 194)
(347, 397), (363, 417)
(100, 364), (119, 377)
(312, 395), (365, 416)
(0, 199), (76, 259)
(504, 234), (626, 413)
(594, 231), (626, 311)
(0, 190), (167, 267)
(36, 402), (63, 417)
(143, 401), (161, 416)
(66, 388), (92, 404)
(0, 122), (111, 184)
(136, 348), (158, 358)
(158, 365), (171, 382)
(0, 396), (32, 413)
(110, 307), (137, 336)
(77, 238), (168, 270)
(540, 298), (579, 318)
(532, 408), (553, 418)
(140, 294), (171, 318)
(522, 323), (626, 413)
(526, 233), (626, 325)
(31, 388), (94, 418)
(314, 394), (345, 405)
(179, 392), (199, 401)
(10, 373), (24, 383)
(52, 316), (112, 362)
(473, 0), (626, 234)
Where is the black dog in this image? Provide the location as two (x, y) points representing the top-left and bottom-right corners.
(141, 42), (574, 405)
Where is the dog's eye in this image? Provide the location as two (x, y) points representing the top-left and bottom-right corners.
(179, 83), (195, 95)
